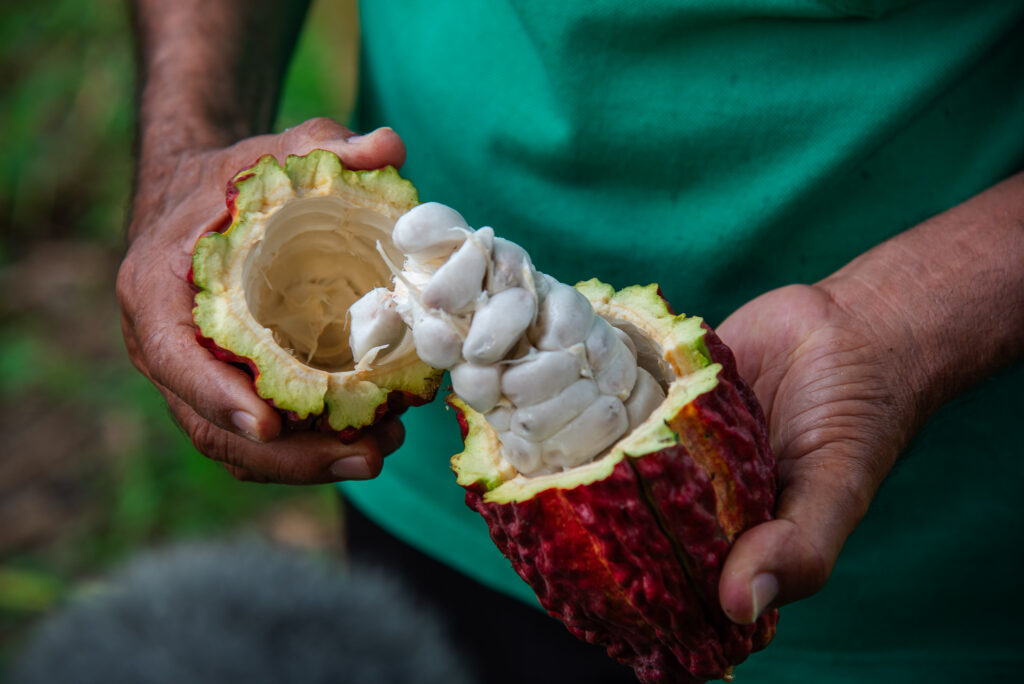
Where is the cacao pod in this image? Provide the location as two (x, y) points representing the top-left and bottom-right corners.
(450, 281), (778, 683)
(190, 150), (442, 438)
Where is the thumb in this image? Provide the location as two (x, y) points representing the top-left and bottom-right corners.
(280, 117), (406, 170)
(338, 126), (407, 171)
(718, 448), (879, 624)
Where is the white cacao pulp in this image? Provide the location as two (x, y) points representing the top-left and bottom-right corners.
(347, 202), (666, 477)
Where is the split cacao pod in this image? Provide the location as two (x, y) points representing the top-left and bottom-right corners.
(450, 281), (778, 683)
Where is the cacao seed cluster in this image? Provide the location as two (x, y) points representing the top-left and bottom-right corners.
(348, 203), (667, 476)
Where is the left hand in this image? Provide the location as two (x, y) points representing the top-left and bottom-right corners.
(117, 120), (409, 484)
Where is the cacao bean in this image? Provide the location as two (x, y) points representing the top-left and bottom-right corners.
(534, 272), (555, 299)
(392, 202), (471, 260)
(487, 237), (541, 295)
(613, 326), (637, 359)
(583, 317), (618, 369)
(625, 367), (666, 429)
(498, 431), (543, 474)
(462, 287), (537, 365)
(411, 313), (463, 369)
(500, 349), (581, 407)
(347, 287), (406, 363)
(527, 281), (594, 351)
(485, 405), (512, 432)
(585, 317), (638, 400)
(593, 340), (638, 401)
(450, 362), (502, 414)
(540, 395), (628, 469)
(511, 378), (598, 442)
(420, 227), (493, 313)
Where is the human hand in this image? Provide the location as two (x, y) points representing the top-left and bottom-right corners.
(714, 283), (924, 623)
(117, 118), (408, 484)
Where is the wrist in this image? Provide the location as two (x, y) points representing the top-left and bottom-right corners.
(132, 0), (310, 171)
(137, 90), (250, 162)
(815, 171), (1024, 430)
(128, 145), (202, 233)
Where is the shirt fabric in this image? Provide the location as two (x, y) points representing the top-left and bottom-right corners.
(341, 1), (1024, 680)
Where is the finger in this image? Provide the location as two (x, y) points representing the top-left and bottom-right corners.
(120, 259), (284, 443)
(164, 390), (389, 484)
(142, 318), (284, 443)
(116, 208), (287, 444)
(221, 463), (263, 482)
(338, 126), (406, 170)
(279, 117), (406, 170)
(714, 319), (759, 389)
(718, 446), (879, 624)
(372, 414), (406, 457)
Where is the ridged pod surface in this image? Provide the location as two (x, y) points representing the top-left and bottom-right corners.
(450, 281), (777, 683)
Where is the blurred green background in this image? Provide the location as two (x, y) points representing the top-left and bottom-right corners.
(0, 0), (359, 666)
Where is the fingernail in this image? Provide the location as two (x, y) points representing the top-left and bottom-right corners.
(750, 573), (779, 621)
(231, 411), (262, 442)
(346, 133), (366, 144)
(329, 457), (372, 480)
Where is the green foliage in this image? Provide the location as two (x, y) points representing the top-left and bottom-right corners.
(0, 566), (64, 614)
(0, 0), (353, 259)
(277, 11), (352, 130)
(0, 328), (84, 398)
(0, 0), (350, 664)
(0, 0), (134, 259)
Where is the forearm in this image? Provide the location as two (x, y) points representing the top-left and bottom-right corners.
(132, 0), (310, 172)
(819, 170), (1024, 432)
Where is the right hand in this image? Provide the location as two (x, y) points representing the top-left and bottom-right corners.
(715, 283), (920, 624)
(117, 118), (409, 484)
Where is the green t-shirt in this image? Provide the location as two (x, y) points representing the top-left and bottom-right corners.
(342, 1), (1024, 679)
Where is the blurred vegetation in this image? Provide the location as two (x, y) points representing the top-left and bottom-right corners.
(0, 0), (358, 667)
(0, 2), (132, 259)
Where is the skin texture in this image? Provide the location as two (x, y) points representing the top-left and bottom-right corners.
(124, 0), (1024, 624)
(716, 173), (1024, 623)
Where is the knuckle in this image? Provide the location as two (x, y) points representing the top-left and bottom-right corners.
(292, 117), (349, 146)
(225, 464), (266, 483)
(801, 539), (832, 595)
(118, 311), (145, 365)
(115, 254), (139, 311)
(138, 324), (180, 384)
(363, 454), (384, 479)
(794, 555), (832, 602)
(270, 454), (323, 485)
(801, 449), (879, 527)
(187, 415), (233, 463)
(834, 447), (887, 519)
(123, 340), (150, 377)
(375, 416), (405, 457)
(776, 519), (832, 601)
(269, 462), (302, 484)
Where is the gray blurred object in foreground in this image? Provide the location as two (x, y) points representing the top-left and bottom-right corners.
(9, 539), (476, 684)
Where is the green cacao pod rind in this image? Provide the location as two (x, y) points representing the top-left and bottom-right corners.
(190, 151), (443, 437)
